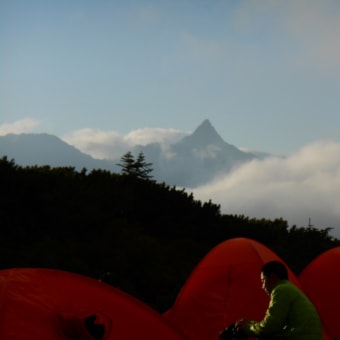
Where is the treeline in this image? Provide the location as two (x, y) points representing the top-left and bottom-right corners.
(1, 156), (339, 312)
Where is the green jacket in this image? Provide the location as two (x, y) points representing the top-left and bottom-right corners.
(246, 280), (323, 340)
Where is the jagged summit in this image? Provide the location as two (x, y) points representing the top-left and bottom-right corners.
(177, 119), (225, 148)
(194, 119), (225, 143)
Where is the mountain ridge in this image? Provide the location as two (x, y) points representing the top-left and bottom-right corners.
(0, 132), (118, 172)
(0, 120), (260, 187)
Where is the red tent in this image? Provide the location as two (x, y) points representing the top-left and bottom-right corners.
(164, 238), (301, 340)
(0, 268), (187, 340)
(299, 247), (340, 339)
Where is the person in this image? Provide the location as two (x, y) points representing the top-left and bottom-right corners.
(235, 261), (323, 340)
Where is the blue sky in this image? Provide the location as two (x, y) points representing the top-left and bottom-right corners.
(2, 0), (340, 235)
(2, 0), (340, 155)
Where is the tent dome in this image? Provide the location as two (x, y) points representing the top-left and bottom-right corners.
(164, 237), (299, 340)
(0, 268), (186, 339)
(299, 247), (340, 339)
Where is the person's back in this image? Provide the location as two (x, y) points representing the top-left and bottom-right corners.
(248, 279), (322, 339)
(235, 261), (323, 340)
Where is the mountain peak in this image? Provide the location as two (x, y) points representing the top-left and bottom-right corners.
(190, 119), (225, 145)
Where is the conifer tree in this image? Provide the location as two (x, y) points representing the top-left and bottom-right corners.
(117, 151), (153, 180)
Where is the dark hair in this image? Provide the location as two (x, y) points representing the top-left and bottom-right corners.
(261, 261), (288, 280)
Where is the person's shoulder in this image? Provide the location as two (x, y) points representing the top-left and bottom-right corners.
(273, 280), (294, 293)
(273, 280), (302, 297)
(275, 279), (290, 287)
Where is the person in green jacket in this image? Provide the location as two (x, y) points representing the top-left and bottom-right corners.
(235, 261), (323, 340)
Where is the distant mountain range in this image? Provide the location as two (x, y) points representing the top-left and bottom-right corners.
(0, 120), (270, 188)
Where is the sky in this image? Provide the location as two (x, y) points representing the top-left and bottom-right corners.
(2, 0), (340, 237)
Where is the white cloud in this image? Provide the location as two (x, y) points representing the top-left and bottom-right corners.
(180, 1), (340, 76)
(62, 127), (187, 160)
(232, 0), (340, 73)
(0, 119), (41, 135)
(62, 128), (129, 160)
(191, 140), (340, 238)
(126, 127), (186, 145)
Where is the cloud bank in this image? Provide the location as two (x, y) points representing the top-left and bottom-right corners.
(62, 127), (188, 160)
(0, 119), (188, 160)
(0, 119), (41, 135)
(192, 140), (340, 238)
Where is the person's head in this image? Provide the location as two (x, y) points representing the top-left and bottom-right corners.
(260, 261), (288, 295)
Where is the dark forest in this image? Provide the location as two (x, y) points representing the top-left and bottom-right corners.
(1, 156), (339, 312)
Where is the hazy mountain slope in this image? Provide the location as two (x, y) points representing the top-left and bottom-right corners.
(0, 120), (261, 187)
(0, 133), (118, 172)
(133, 120), (257, 187)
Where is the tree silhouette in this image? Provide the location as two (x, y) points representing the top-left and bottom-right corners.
(117, 151), (153, 180)
(1, 156), (340, 312)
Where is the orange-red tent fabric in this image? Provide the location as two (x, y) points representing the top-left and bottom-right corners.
(164, 238), (301, 340)
(0, 268), (187, 340)
(299, 247), (340, 339)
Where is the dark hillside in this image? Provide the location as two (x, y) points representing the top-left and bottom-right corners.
(1, 157), (338, 312)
